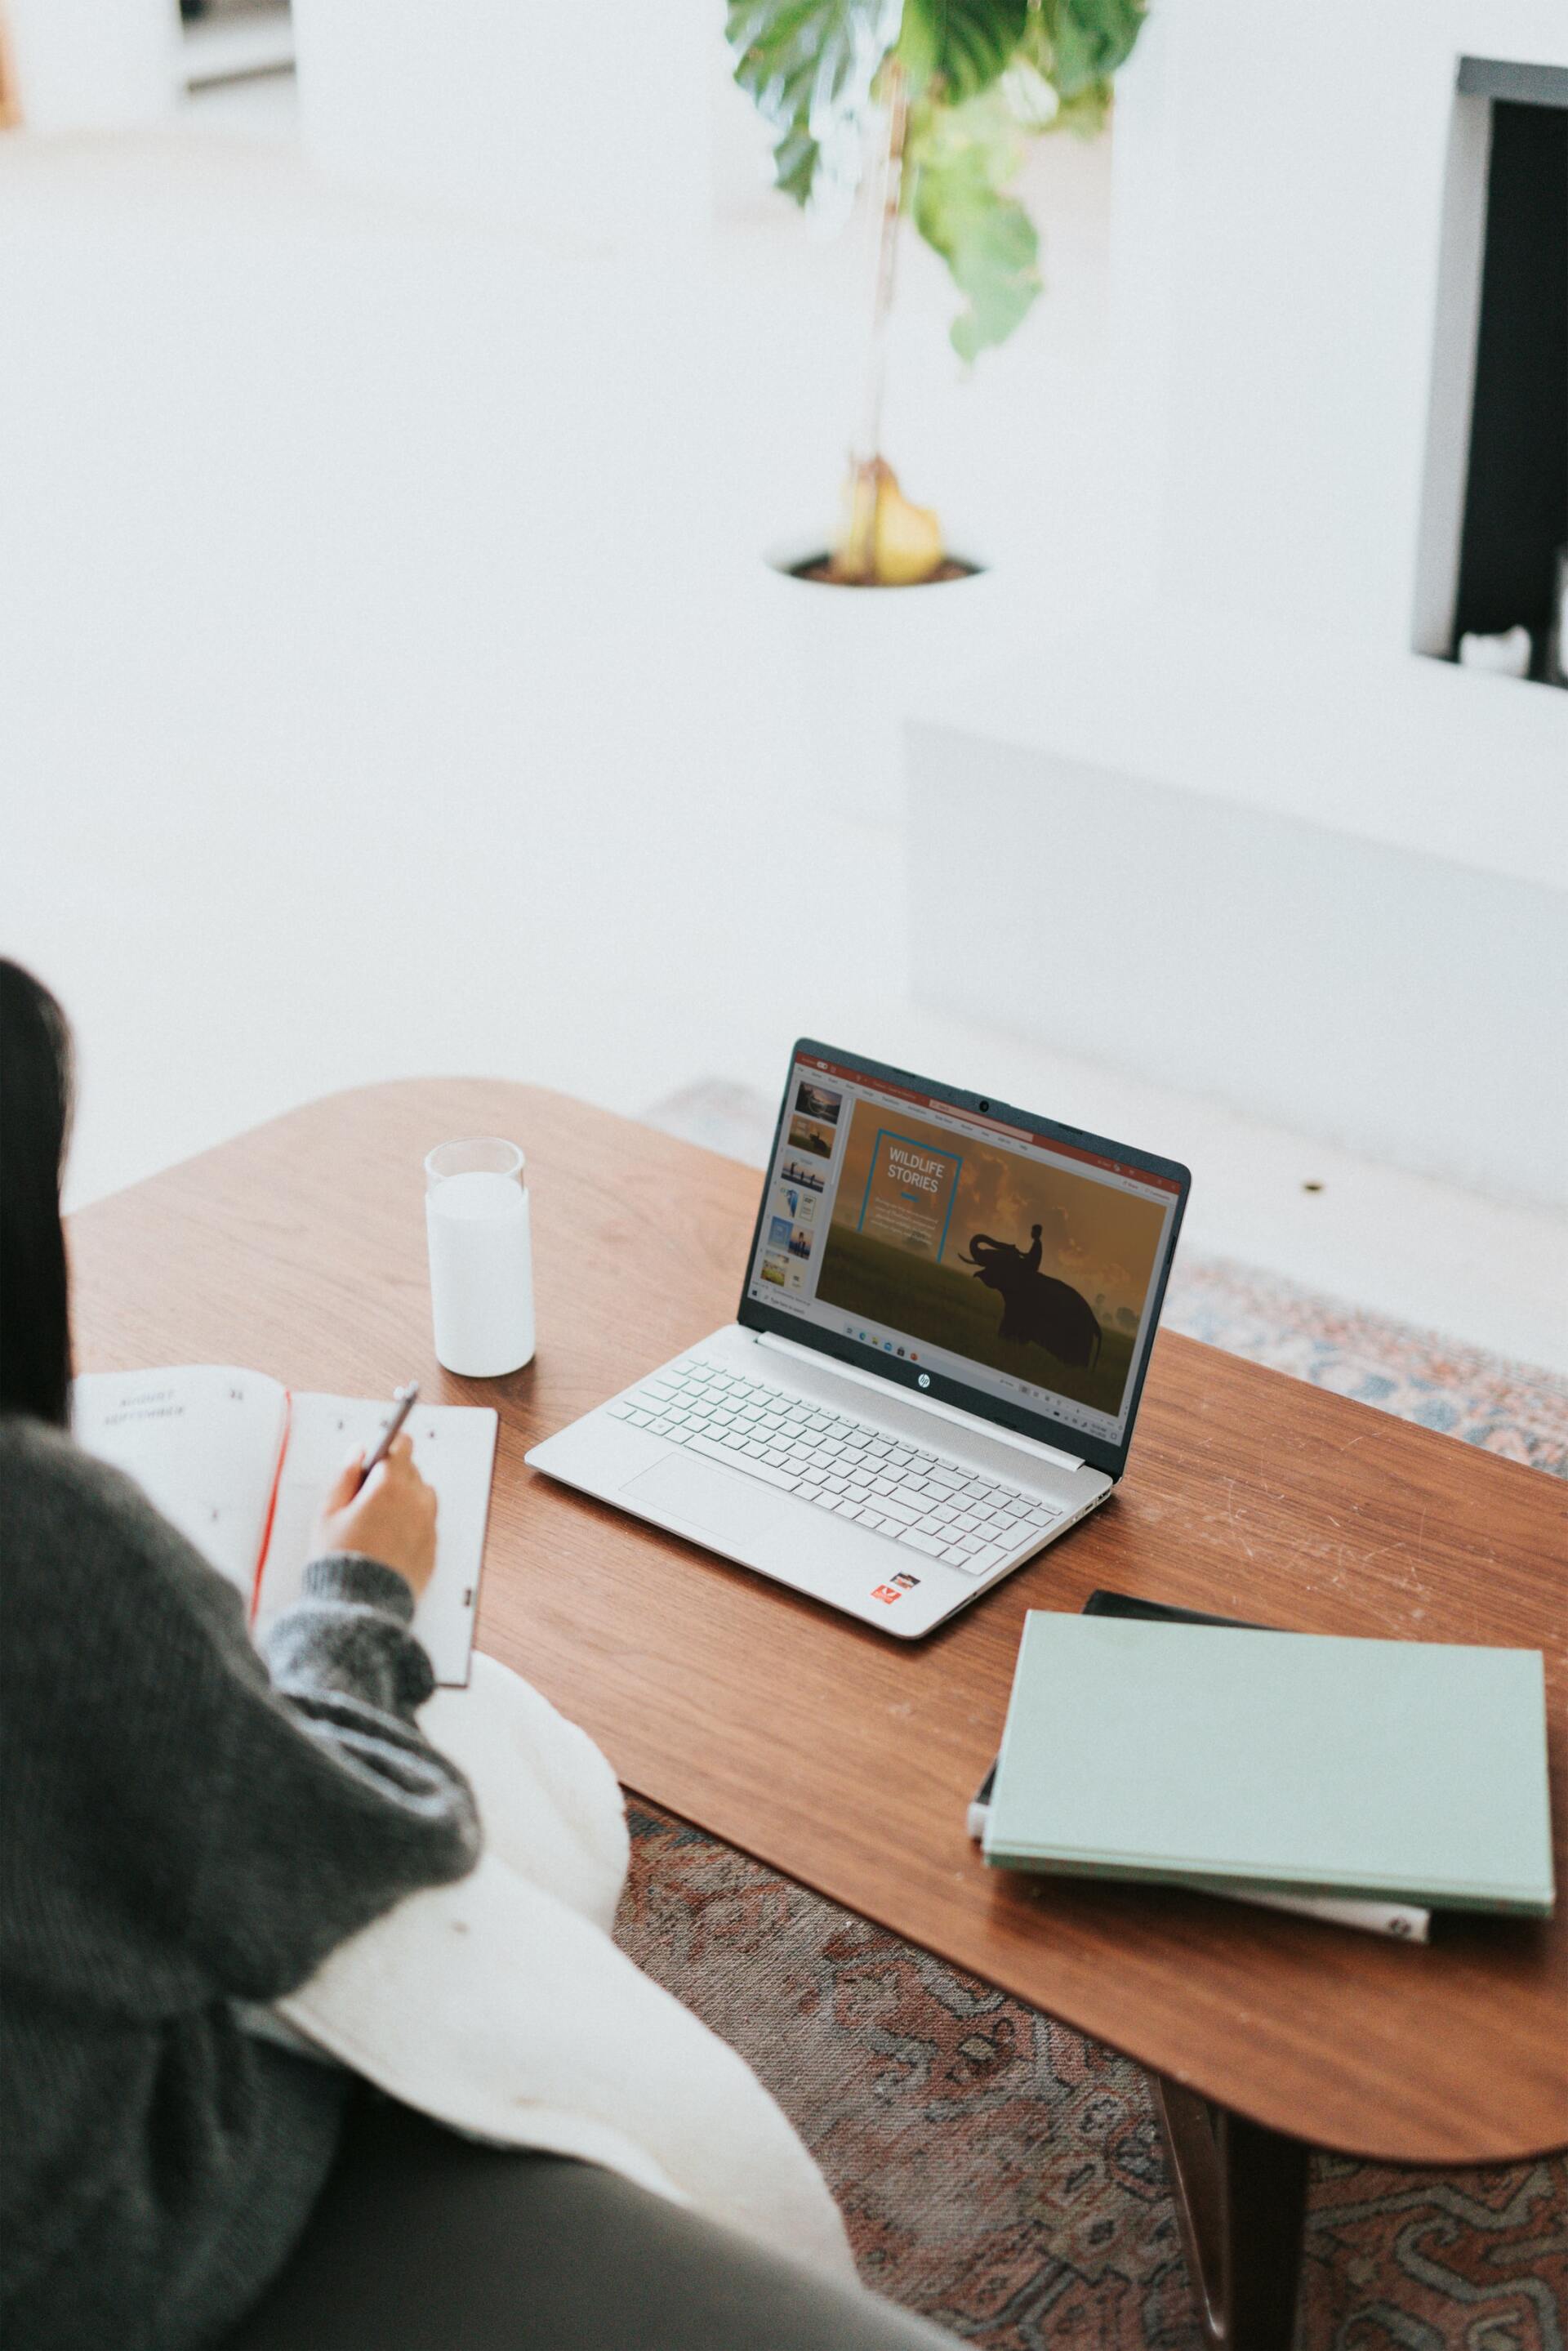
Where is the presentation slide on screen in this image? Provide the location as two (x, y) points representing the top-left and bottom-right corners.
(805, 1095), (1171, 1424)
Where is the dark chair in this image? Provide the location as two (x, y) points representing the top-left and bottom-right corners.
(220, 2090), (957, 2351)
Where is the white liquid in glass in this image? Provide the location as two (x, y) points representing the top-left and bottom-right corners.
(425, 1169), (535, 1376)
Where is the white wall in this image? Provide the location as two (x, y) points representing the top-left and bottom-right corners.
(1108, 0), (1568, 653)
(907, 0), (1568, 1205)
(909, 726), (1568, 1208)
(7, 0), (178, 130)
(291, 0), (747, 240)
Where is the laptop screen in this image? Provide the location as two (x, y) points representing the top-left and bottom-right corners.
(742, 1048), (1186, 1454)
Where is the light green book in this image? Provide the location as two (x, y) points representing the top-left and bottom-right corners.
(982, 1614), (1554, 1916)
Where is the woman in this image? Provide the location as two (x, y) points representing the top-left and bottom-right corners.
(0, 958), (481, 2351)
(2, 961), (959, 2351)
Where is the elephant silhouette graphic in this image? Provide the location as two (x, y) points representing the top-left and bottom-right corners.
(959, 1233), (1102, 1368)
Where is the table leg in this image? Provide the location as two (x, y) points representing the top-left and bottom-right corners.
(1149, 2072), (1310, 2351)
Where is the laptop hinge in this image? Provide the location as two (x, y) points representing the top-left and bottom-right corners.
(754, 1331), (1086, 1473)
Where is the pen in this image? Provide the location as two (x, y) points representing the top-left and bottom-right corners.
(353, 1382), (420, 1494)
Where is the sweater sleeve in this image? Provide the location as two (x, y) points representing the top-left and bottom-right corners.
(2, 1428), (481, 2010)
(184, 1551), (483, 1999)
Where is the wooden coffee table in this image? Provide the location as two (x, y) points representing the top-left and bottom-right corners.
(69, 1081), (1568, 2351)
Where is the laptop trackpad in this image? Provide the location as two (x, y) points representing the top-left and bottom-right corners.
(620, 1455), (792, 1547)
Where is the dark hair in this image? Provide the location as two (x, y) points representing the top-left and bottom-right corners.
(1, 961), (75, 1427)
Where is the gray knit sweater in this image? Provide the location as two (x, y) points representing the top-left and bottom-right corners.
(0, 1413), (482, 2351)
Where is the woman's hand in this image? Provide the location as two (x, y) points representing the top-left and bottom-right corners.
(312, 1435), (439, 1598)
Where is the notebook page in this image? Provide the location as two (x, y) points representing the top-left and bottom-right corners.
(71, 1366), (289, 1601)
(256, 1395), (498, 1686)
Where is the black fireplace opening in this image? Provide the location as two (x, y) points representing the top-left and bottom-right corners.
(1450, 63), (1568, 684)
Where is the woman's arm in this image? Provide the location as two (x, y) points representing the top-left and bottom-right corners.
(185, 1542), (483, 2001)
(4, 1425), (480, 2008)
(254, 1431), (463, 1847)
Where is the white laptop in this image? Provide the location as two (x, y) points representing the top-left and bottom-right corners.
(527, 1042), (1191, 1639)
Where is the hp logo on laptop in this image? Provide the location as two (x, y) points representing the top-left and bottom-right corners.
(917, 1372), (930, 1389)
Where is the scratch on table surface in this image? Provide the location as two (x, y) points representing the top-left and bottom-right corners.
(1225, 1478), (1256, 1561)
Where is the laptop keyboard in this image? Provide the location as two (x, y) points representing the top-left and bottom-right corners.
(608, 1358), (1066, 1577)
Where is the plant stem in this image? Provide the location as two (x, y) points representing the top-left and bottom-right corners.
(841, 61), (909, 582)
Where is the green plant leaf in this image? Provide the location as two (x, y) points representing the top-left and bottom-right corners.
(902, 0), (1030, 103)
(999, 56), (1062, 131)
(727, 0), (901, 209)
(1028, 0), (1145, 100)
(912, 102), (1041, 360)
(1045, 80), (1112, 136)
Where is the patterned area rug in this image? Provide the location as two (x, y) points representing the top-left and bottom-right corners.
(617, 1083), (1568, 2349)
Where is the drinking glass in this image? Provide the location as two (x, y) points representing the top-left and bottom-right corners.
(424, 1137), (535, 1377)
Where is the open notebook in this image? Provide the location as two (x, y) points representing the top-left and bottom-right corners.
(73, 1365), (498, 1686)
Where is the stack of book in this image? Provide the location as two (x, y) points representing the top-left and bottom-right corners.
(970, 1594), (1553, 1941)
